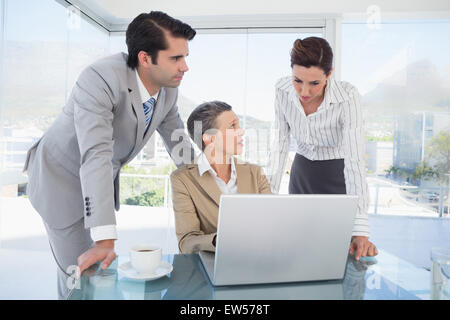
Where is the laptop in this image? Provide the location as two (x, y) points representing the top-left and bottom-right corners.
(198, 194), (358, 286)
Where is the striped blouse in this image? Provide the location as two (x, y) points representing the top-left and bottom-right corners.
(267, 76), (370, 237)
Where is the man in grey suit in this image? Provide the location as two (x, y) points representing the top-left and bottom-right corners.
(22, 11), (196, 299)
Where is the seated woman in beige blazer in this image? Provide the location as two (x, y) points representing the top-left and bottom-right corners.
(170, 101), (272, 254)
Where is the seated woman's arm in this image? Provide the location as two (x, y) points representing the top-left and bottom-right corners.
(257, 166), (273, 194)
(170, 173), (216, 254)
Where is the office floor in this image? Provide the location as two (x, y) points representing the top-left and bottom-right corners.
(0, 199), (449, 299)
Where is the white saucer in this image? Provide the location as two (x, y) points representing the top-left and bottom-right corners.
(118, 261), (173, 281)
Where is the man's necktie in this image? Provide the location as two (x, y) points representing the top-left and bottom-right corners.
(143, 97), (156, 133)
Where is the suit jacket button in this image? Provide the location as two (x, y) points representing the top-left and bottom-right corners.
(86, 211), (91, 216)
(85, 197), (90, 201)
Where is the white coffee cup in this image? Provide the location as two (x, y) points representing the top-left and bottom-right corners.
(130, 244), (162, 275)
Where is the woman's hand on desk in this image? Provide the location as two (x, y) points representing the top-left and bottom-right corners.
(349, 236), (378, 261)
(77, 239), (116, 274)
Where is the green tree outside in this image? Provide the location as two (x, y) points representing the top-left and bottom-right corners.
(426, 128), (450, 183)
(120, 163), (176, 207)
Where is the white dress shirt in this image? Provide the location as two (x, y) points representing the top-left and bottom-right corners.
(90, 70), (160, 242)
(197, 153), (238, 195)
(267, 76), (370, 237)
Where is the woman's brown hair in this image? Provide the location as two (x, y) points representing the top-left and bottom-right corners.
(290, 37), (333, 76)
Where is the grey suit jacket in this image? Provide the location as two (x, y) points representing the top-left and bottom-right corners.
(23, 53), (194, 229)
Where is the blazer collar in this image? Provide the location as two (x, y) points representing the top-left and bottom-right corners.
(187, 157), (254, 206)
(126, 61), (145, 149)
(188, 163), (222, 206)
(235, 158), (254, 194)
(197, 153), (237, 179)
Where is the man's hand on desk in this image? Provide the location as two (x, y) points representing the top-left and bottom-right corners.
(349, 236), (378, 261)
(77, 239), (116, 274)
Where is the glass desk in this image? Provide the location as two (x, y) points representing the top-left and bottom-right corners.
(67, 250), (432, 300)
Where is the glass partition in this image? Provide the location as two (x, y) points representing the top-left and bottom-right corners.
(0, 0), (109, 249)
(342, 20), (450, 218)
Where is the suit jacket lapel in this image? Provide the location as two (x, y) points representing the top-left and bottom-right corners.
(187, 158), (256, 206)
(188, 165), (222, 207)
(235, 158), (255, 194)
(127, 67), (145, 155)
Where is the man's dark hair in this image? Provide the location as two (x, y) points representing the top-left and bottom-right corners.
(126, 11), (196, 69)
(187, 101), (232, 151)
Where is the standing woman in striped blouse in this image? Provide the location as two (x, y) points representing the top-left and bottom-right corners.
(268, 37), (378, 260)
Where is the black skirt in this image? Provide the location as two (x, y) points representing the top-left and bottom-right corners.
(289, 153), (347, 195)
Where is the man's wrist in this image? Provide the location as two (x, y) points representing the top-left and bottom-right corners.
(352, 235), (368, 240)
(95, 239), (115, 248)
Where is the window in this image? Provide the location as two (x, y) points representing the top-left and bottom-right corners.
(0, 0), (109, 244)
(66, 11), (109, 98)
(2, 0), (109, 172)
(342, 20), (450, 217)
(2, 0), (68, 173)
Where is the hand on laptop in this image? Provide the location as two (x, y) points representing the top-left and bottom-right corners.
(349, 236), (378, 261)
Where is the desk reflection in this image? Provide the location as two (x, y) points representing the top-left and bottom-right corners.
(69, 254), (371, 300)
(162, 254), (369, 300)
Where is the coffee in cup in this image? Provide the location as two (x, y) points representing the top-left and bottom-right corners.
(130, 244), (162, 274)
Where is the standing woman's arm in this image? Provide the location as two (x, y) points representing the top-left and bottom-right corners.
(267, 88), (291, 193)
(341, 85), (370, 238)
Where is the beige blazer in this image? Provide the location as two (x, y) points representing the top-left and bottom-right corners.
(170, 158), (272, 254)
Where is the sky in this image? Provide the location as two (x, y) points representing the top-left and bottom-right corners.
(341, 21), (450, 95)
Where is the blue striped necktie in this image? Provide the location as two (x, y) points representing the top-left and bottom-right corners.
(143, 97), (156, 132)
